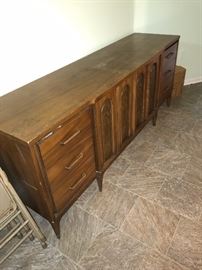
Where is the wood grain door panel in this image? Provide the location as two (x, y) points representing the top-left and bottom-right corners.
(135, 67), (146, 130)
(94, 89), (117, 170)
(116, 76), (133, 149)
(146, 57), (159, 118)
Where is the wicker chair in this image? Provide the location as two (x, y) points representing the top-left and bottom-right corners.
(0, 168), (47, 265)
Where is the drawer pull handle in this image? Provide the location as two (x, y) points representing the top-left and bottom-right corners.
(69, 173), (86, 190)
(60, 130), (81, 145)
(65, 153), (84, 170)
(165, 52), (174, 59)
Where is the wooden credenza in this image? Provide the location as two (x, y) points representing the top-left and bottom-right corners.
(0, 33), (179, 237)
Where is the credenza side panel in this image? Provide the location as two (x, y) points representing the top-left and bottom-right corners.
(0, 133), (54, 221)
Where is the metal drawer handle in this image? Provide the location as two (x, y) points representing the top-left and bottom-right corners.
(60, 130), (81, 145)
(65, 153), (84, 170)
(69, 173), (86, 190)
(165, 52), (174, 59)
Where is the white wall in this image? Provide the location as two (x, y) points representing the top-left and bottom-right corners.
(1, 0), (201, 97)
(0, 0), (134, 96)
(134, 0), (202, 84)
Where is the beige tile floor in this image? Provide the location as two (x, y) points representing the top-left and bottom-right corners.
(2, 83), (202, 270)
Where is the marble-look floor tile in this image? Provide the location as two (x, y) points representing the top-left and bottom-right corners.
(122, 141), (156, 166)
(145, 144), (190, 178)
(46, 205), (112, 263)
(155, 178), (202, 221)
(135, 124), (179, 147)
(183, 83), (202, 98)
(107, 155), (131, 176)
(79, 226), (148, 270)
(112, 165), (166, 201)
(104, 155), (131, 184)
(192, 119), (202, 139)
(157, 108), (196, 132)
(1, 240), (81, 270)
(121, 197), (179, 254)
(191, 98), (202, 119)
(167, 217), (202, 270)
(170, 130), (202, 157)
(171, 94), (200, 108)
(139, 249), (189, 270)
(28, 208), (52, 239)
(84, 181), (137, 228)
(183, 155), (202, 188)
(171, 86), (202, 111)
(75, 180), (99, 209)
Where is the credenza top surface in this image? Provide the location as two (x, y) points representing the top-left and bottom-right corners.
(0, 33), (179, 143)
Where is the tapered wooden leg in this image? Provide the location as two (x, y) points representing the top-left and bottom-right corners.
(152, 110), (158, 126)
(166, 96), (171, 107)
(96, 171), (103, 192)
(51, 220), (61, 239)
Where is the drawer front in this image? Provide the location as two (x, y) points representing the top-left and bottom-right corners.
(161, 68), (175, 90)
(52, 155), (96, 211)
(159, 42), (178, 104)
(38, 108), (92, 157)
(162, 42), (178, 72)
(44, 131), (94, 187)
(37, 108), (96, 212)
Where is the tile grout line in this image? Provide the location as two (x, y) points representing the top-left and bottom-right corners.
(75, 203), (150, 266)
(48, 242), (85, 269)
(153, 195), (200, 224)
(154, 246), (190, 270)
(104, 178), (156, 204)
(164, 215), (182, 257)
(50, 87), (202, 267)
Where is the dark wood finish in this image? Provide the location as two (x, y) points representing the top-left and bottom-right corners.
(158, 42), (179, 106)
(0, 33), (179, 238)
(146, 56), (160, 125)
(94, 89), (117, 171)
(116, 76), (133, 150)
(135, 67), (147, 132)
(37, 115), (96, 212)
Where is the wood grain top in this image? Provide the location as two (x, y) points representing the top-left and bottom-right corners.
(0, 33), (179, 143)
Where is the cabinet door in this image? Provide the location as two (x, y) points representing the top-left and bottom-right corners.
(94, 89), (117, 170)
(116, 76), (133, 149)
(146, 57), (159, 118)
(135, 67), (147, 131)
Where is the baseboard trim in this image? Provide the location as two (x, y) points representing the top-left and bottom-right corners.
(184, 77), (202, 85)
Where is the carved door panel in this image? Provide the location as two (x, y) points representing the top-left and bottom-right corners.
(94, 89), (117, 170)
(135, 67), (147, 131)
(116, 76), (133, 150)
(146, 57), (159, 118)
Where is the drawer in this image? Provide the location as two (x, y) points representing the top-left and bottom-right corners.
(163, 43), (178, 64)
(162, 42), (178, 72)
(37, 107), (97, 212)
(161, 68), (175, 90)
(52, 155), (96, 211)
(44, 131), (95, 186)
(161, 85), (171, 98)
(38, 108), (92, 157)
(41, 125), (93, 173)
